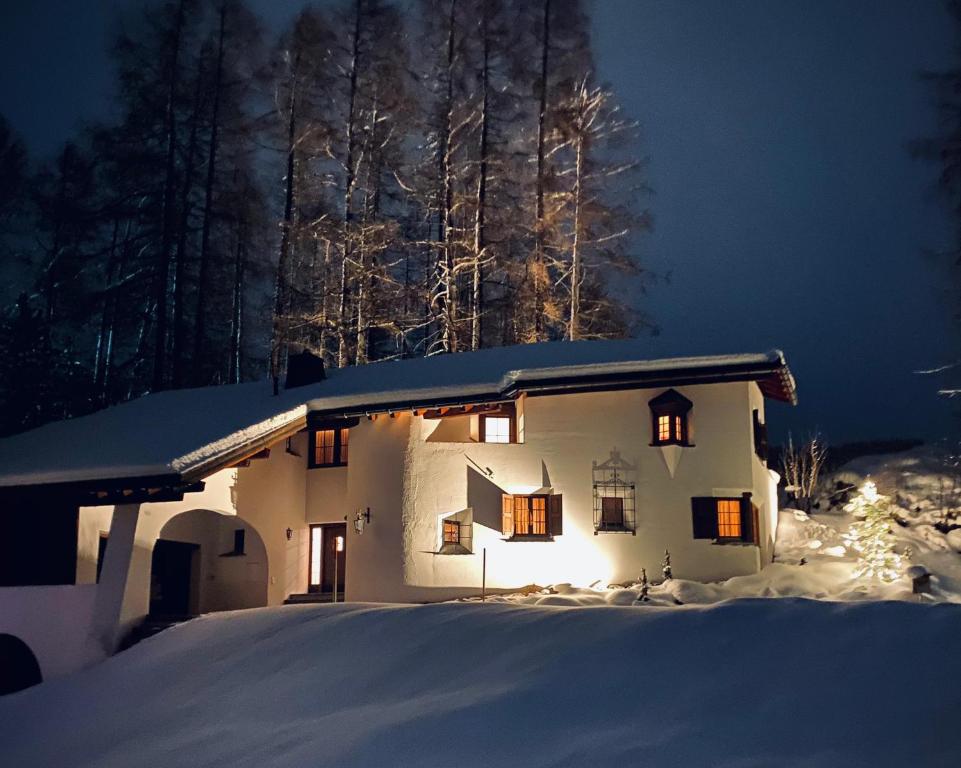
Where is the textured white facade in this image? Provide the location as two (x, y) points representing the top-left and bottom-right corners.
(341, 381), (777, 601)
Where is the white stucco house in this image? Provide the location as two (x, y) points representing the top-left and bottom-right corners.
(0, 340), (795, 689)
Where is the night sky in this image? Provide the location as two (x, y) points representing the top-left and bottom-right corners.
(0, 0), (955, 443)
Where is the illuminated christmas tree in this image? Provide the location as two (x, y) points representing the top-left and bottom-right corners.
(841, 480), (903, 582)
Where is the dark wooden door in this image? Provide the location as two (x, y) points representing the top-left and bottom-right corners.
(150, 539), (198, 617)
(321, 524), (346, 595)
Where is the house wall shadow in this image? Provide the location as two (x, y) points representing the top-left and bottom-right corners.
(467, 467), (506, 530)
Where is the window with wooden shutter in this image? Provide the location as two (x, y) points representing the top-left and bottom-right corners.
(691, 497), (719, 539)
(501, 494), (514, 537)
(549, 495), (563, 536)
(739, 494), (758, 544)
(502, 494), (560, 538)
(692, 495), (758, 545)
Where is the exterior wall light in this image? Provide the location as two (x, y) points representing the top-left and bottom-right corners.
(354, 507), (371, 534)
(285, 527), (293, 541)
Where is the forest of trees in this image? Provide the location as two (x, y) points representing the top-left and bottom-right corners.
(0, 0), (652, 437)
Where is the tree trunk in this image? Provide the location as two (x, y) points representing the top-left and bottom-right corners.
(471, 3), (490, 351)
(172, 63), (205, 388)
(270, 57), (299, 388)
(337, 0), (363, 368)
(153, 0), (187, 391)
(433, 0), (457, 354)
(228, 216), (245, 384)
(193, 0), (228, 384)
(568, 132), (584, 341)
(94, 218), (121, 399)
(532, 0), (551, 342)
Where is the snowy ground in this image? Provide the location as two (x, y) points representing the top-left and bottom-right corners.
(3, 445), (961, 767)
(1, 599), (959, 768)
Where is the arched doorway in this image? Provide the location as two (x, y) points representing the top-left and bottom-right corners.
(0, 634), (42, 696)
(150, 510), (268, 618)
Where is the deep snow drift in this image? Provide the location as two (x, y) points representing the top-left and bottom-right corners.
(1, 600), (959, 768)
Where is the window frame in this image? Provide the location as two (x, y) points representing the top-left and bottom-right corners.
(691, 493), (758, 545)
(600, 496), (625, 529)
(715, 498), (742, 540)
(442, 518), (460, 545)
(502, 493), (563, 540)
(308, 427), (350, 469)
(479, 408), (517, 444)
(648, 389), (693, 447)
(512, 495), (549, 537)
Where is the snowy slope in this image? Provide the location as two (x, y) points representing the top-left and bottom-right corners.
(1, 600), (959, 768)
(0, 341), (788, 487)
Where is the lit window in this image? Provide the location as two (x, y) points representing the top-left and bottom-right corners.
(310, 427), (349, 468)
(514, 496), (547, 536)
(649, 389), (693, 446)
(443, 519), (460, 544)
(315, 429), (336, 465)
(657, 415), (671, 442)
(717, 499), (741, 538)
(483, 416), (511, 444)
(503, 494), (563, 538)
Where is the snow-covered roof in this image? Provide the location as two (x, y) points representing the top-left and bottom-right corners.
(0, 340), (795, 489)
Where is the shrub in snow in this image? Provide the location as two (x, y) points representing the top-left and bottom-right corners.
(661, 549), (672, 581)
(637, 568), (650, 602)
(841, 480), (904, 583)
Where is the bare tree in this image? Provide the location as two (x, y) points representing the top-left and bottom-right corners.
(781, 433), (828, 512)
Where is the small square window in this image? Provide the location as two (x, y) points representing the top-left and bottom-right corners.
(483, 416), (511, 444)
(443, 519), (460, 544)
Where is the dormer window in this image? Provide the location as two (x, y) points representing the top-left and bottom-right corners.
(478, 405), (516, 444)
(649, 389), (693, 447)
(481, 415), (512, 443)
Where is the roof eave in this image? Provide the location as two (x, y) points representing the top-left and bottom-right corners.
(309, 357), (798, 419)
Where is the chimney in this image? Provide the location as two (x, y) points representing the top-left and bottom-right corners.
(284, 349), (326, 389)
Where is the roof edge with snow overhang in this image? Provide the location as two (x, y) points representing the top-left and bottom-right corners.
(308, 349), (796, 421)
(0, 346), (796, 499)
